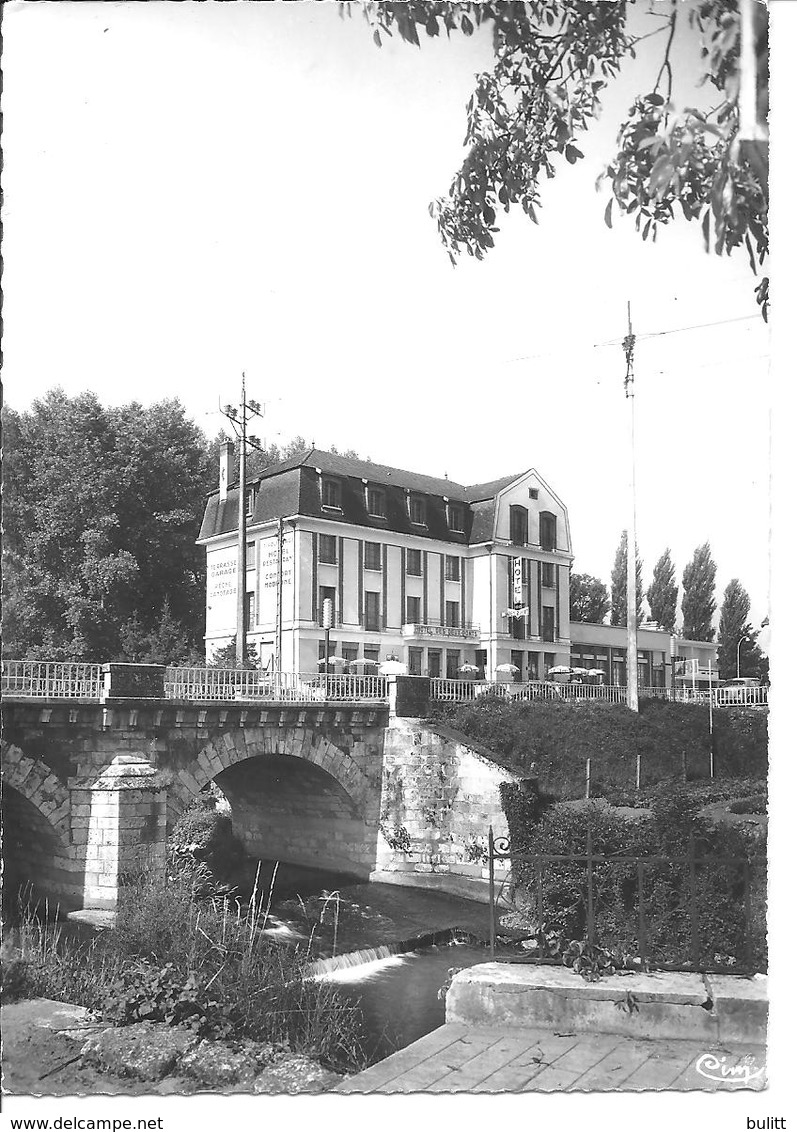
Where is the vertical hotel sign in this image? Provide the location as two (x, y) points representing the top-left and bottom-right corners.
(260, 530), (294, 628)
(513, 557), (523, 605)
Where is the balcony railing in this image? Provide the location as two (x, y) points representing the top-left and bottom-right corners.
(429, 680), (768, 707)
(1, 660), (103, 700)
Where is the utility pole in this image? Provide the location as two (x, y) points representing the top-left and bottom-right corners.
(623, 303), (639, 713)
(221, 375), (263, 666)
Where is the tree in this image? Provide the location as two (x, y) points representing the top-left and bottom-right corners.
(351, 1), (768, 317)
(569, 572), (610, 624)
(646, 548), (678, 633)
(609, 530), (643, 626)
(681, 542), (717, 641)
(2, 390), (216, 662)
(717, 578), (764, 680)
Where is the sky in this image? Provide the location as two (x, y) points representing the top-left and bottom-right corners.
(2, 0), (777, 635)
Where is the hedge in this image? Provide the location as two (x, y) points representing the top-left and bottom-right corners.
(498, 781), (767, 972)
(445, 697), (767, 800)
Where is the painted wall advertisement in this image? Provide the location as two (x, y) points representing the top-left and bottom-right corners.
(259, 532), (294, 628)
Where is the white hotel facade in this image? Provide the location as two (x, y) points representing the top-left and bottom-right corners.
(198, 446), (716, 686)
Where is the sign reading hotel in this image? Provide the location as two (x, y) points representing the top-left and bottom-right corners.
(259, 532), (294, 628)
(403, 623), (479, 641)
(513, 557), (523, 604)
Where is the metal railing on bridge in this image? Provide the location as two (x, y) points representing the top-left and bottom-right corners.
(0, 660), (103, 700)
(164, 668), (389, 703)
(428, 679), (768, 708)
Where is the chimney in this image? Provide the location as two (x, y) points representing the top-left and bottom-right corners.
(219, 440), (235, 502)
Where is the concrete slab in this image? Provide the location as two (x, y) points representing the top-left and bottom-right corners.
(446, 963), (720, 1040)
(705, 973), (768, 1044)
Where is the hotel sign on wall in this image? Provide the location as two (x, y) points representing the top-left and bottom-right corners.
(259, 532), (294, 626)
(513, 557), (524, 604)
(208, 550), (237, 599)
(403, 623), (479, 641)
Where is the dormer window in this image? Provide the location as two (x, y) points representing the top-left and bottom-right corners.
(510, 505), (528, 547)
(367, 485), (387, 518)
(245, 487), (256, 518)
(409, 494), (426, 525)
(540, 511), (557, 551)
(322, 477), (341, 510)
(448, 502), (465, 532)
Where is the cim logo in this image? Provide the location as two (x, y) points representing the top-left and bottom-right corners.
(695, 1052), (765, 1086)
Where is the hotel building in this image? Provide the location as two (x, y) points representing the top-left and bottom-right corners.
(198, 446), (717, 685)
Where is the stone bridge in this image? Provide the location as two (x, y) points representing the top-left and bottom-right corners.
(1, 666), (519, 913)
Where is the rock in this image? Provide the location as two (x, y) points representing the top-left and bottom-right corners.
(252, 1053), (343, 1094)
(81, 1023), (197, 1081)
(179, 1038), (261, 1088)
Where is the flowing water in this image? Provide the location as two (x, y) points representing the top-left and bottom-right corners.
(247, 860), (496, 1064)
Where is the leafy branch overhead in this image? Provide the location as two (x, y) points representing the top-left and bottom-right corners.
(349, 0), (768, 317)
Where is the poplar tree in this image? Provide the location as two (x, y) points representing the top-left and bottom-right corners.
(646, 549), (678, 634)
(681, 542), (717, 641)
(610, 531), (643, 627)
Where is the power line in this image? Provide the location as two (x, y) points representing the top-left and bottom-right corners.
(593, 314), (760, 349)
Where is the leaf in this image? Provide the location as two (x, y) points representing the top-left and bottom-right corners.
(564, 145), (583, 165)
(604, 199), (613, 229)
(461, 14), (473, 36)
(701, 209), (711, 252)
(372, 28), (381, 48)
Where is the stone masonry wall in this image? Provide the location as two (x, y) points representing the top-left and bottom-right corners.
(376, 722), (521, 894)
(218, 757), (376, 878)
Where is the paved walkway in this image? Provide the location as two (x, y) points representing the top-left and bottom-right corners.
(335, 1022), (767, 1093)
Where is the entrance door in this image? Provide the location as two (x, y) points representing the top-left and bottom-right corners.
(475, 649), (487, 680)
(427, 650), (442, 678)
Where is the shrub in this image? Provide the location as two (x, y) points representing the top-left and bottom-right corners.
(499, 782), (766, 972)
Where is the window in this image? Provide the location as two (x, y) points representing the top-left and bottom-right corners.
(445, 600), (460, 628)
(406, 595), (421, 625)
(540, 511), (557, 551)
(446, 650), (460, 679)
(541, 561), (555, 588)
(409, 495), (426, 525)
(529, 488), (539, 500)
(246, 541), (255, 569)
(322, 477), (341, 509)
(512, 612), (526, 640)
(542, 606), (555, 643)
(364, 645), (380, 665)
(511, 650), (524, 682)
(444, 555), (461, 582)
(245, 591), (255, 631)
(427, 649), (442, 678)
(342, 642), (359, 666)
(448, 503), (465, 532)
(367, 486), (387, 518)
(318, 640), (337, 669)
(528, 653), (540, 680)
(510, 505), (528, 546)
(364, 591), (381, 632)
(543, 651), (555, 677)
(319, 534), (337, 564)
(408, 647), (423, 676)
(245, 487), (256, 518)
(364, 541), (382, 571)
(406, 549), (422, 576)
(319, 586), (336, 627)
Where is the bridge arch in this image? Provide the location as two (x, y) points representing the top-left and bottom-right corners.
(1, 744), (79, 912)
(166, 726), (372, 826)
(166, 728), (379, 879)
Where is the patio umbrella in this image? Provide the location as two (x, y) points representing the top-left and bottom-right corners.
(349, 658), (377, 668)
(458, 663), (479, 673)
(495, 663), (519, 674)
(317, 655), (346, 665)
(570, 667), (589, 676)
(587, 669), (605, 678)
(548, 665), (573, 674)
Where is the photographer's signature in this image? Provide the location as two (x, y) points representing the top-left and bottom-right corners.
(695, 1052), (765, 1086)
